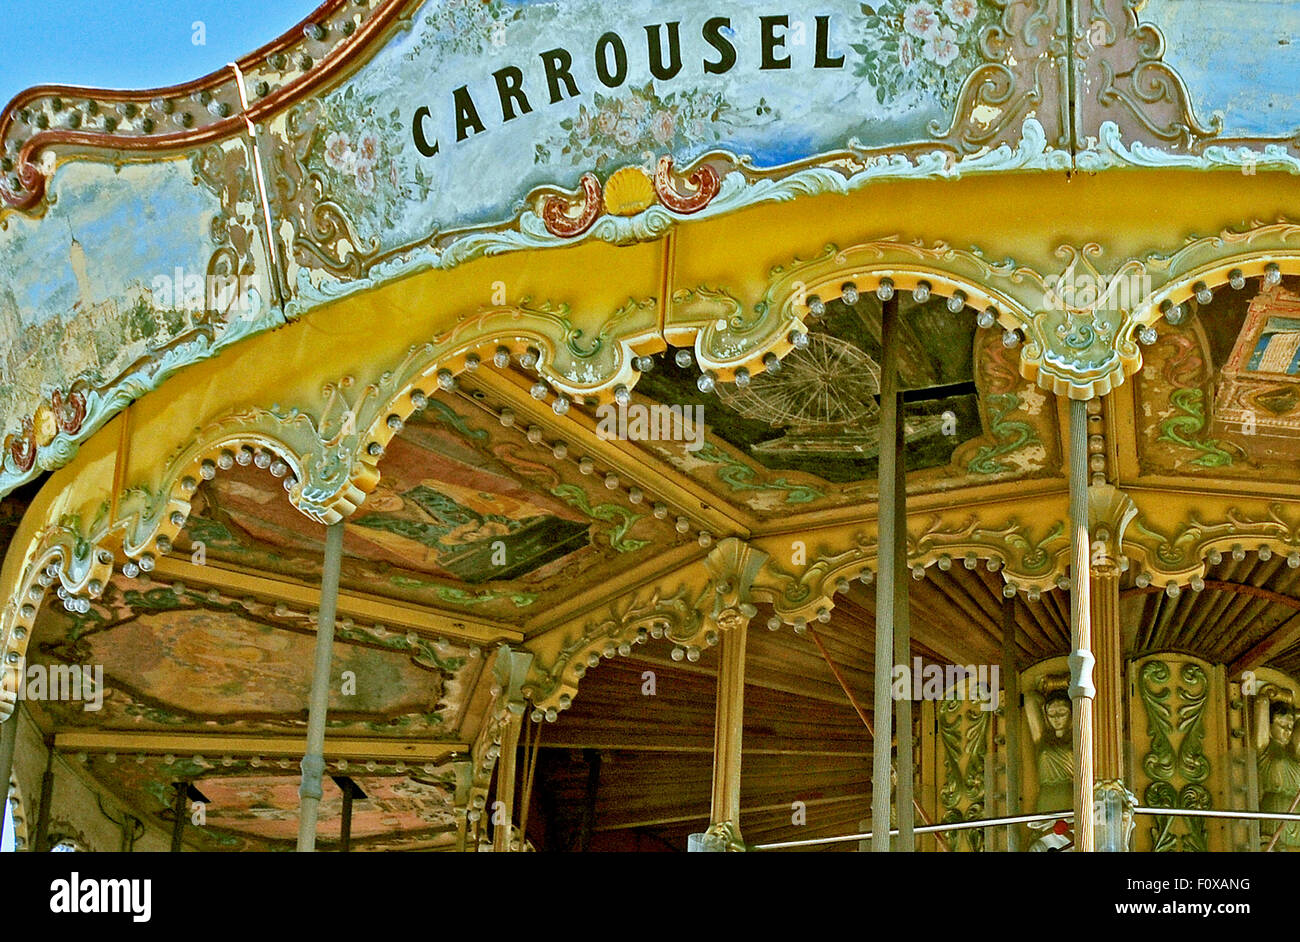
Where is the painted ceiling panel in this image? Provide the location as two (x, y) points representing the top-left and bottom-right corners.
(1134, 277), (1300, 480)
(28, 573), (475, 736)
(619, 294), (1061, 515)
(78, 755), (459, 851)
(177, 391), (685, 622)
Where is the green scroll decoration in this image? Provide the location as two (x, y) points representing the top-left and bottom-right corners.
(550, 483), (649, 553)
(1138, 659), (1212, 852)
(694, 442), (825, 504)
(966, 393), (1037, 475)
(1156, 388), (1235, 469)
(938, 697), (990, 852)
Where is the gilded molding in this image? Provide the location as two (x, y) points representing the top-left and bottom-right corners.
(1088, 484), (1138, 574)
(766, 224), (1300, 400)
(1126, 502), (1300, 588)
(0, 0), (408, 213)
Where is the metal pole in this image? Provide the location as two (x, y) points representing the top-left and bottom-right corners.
(1002, 595), (1021, 852)
(169, 783), (187, 852)
(892, 389), (914, 852)
(753, 805), (1300, 851)
(340, 781), (354, 853)
(807, 627), (950, 850)
(872, 291), (901, 852)
(753, 809), (1076, 850)
(1068, 399), (1095, 852)
(32, 739), (54, 852)
(297, 520), (345, 852)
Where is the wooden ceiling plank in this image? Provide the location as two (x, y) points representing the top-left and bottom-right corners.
(1230, 610), (1300, 675)
(150, 554), (518, 645)
(54, 731), (467, 761)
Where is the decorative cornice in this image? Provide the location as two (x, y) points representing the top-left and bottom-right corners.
(765, 223), (1300, 400)
(1127, 502), (1300, 589)
(0, 0), (413, 213)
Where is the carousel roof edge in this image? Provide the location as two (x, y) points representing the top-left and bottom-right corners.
(0, 0), (414, 213)
(6, 0), (1300, 500)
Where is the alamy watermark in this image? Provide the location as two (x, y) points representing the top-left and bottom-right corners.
(595, 402), (705, 451)
(151, 267), (256, 318)
(891, 658), (1000, 712)
(10, 664), (103, 712)
(1042, 269), (1152, 313)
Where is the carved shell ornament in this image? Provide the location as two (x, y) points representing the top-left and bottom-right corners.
(540, 156), (721, 237)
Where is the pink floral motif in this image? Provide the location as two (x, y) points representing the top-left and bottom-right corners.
(924, 25), (960, 66)
(899, 35), (916, 71)
(355, 163), (376, 196)
(323, 131), (355, 173)
(943, 0), (979, 27)
(650, 110), (676, 145)
(356, 134), (380, 167)
(902, 1), (940, 39)
(596, 109), (619, 136)
(614, 119), (639, 148)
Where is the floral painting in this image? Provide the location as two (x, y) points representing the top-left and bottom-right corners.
(852, 0), (996, 108)
(307, 84), (434, 237)
(535, 81), (777, 169)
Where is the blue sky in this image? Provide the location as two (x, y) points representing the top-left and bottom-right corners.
(2, 1), (320, 110)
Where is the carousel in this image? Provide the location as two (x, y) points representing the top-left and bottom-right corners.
(3, 0), (1300, 853)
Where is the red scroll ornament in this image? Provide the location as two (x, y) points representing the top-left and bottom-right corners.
(540, 158), (722, 238)
(541, 172), (603, 238)
(653, 156), (720, 214)
(51, 388), (87, 434)
(8, 420), (36, 473)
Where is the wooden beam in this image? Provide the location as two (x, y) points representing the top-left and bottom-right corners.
(54, 731), (467, 762)
(1231, 610), (1300, 676)
(150, 554), (520, 646)
(464, 369), (753, 537)
(537, 741), (871, 756)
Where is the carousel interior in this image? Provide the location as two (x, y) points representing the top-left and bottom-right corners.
(7, 266), (1300, 852)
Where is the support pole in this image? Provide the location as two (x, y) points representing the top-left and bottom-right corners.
(808, 626), (950, 850)
(32, 738), (54, 852)
(1002, 595), (1021, 852)
(296, 520), (345, 852)
(169, 783), (187, 853)
(709, 619), (749, 843)
(872, 291), (901, 852)
(892, 366), (914, 852)
(340, 781), (354, 853)
(1068, 399), (1096, 852)
(492, 711), (523, 852)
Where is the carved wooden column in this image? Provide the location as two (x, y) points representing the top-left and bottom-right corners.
(486, 647), (532, 852)
(1088, 485), (1138, 851)
(710, 619), (748, 833)
(702, 539), (765, 850)
(1091, 567), (1124, 783)
(492, 710), (524, 852)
